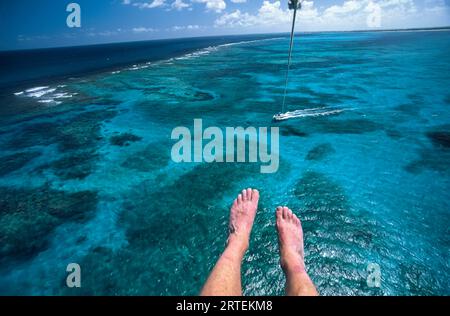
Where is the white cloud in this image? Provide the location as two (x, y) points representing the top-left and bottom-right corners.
(123, 0), (227, 12)
(323, 0), (364, 17)
(193, 0), (226, 13)
(124, 0), (167, 9)
(172, 0), (191, 10)
(215, 1), (313, 28)
(215, 0), (450, 32)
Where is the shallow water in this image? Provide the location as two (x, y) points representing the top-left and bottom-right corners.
(0, 31), (449, 295)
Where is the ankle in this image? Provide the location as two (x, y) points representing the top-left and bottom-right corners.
(280, 251), (306, 274)
(227, 235), (249, 255)
(282, 262), (307, 277)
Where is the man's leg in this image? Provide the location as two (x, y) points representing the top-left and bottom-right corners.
(276, 206), (319, 296)
(200, 188), (260, 296)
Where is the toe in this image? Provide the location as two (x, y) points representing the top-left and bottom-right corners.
(293, 214), (300, 225)
(252, 189), (260, 201)
(238, 194), (243, 204)
(282, 207), (289, 219)
(232, 199), (238, 208)
(287, 208), (293, 220)
(276, 207), (283, 220)
(242, 189), (247, 201)
(247, 188), (253, 200)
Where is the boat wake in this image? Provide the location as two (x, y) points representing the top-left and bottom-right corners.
(273, 107), (346, 121)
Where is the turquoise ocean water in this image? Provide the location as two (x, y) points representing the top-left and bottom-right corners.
(0, 31), (449, 295)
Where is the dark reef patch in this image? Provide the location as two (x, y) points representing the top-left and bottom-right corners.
(48, 150), (98, 180)
(146, 87), (216, 103)
(385, 129), (403, 140)
(58, 110), (116, 152)
(426, 131), (450, 149)
(395, 103), (421, 116)
(445, 94), (450, 105)
(404, 149), (450, 174)
(0, 151), (41, 177)
(406, 126), (450, 174)
(306, 143), (335, 161)
(121, 143), (170, 172)
(8, 122), (60, 149)
(6, 109), (117, 181)
(191, 90), (215, 102)
(0, 186), (98, 263)
(6, 109), (117, 152)
(280, 126), (309, 137)
(110, 133), (142, 147)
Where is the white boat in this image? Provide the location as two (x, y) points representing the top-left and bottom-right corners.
(273, 112), (292, 121)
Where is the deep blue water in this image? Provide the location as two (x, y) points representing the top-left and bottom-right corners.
(0, 31), (449, 295)
(0, 34), (281, 90)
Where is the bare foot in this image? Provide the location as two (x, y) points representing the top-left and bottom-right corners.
(276, 206), (306, 274)
(227, 188), (260, 252)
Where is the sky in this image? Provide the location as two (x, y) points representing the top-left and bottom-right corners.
(1, 0), (449, 50)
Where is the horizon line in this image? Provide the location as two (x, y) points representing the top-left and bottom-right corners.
(2, 25), (450, 53)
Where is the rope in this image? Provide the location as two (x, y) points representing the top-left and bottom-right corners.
(281, 4), (299, 114)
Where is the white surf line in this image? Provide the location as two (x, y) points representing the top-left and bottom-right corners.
(25, 86), (50, 93)
(216, 36), (285, 49)
(174, 37), (285, 62)
(13, 85), (75, 106)
(120, 36), (286, 71)
(15, 86), (49, 96)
